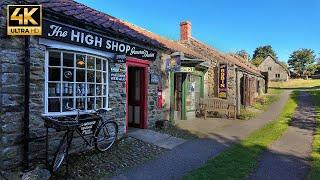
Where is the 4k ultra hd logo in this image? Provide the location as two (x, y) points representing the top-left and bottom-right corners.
(7, 5), (42, 35)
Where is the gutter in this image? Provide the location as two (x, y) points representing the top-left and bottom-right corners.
(23, 36), (30, 170)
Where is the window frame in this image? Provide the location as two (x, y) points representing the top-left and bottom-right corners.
(44, 49), (110, 116)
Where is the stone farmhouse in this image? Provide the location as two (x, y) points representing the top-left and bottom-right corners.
(0, 0), (266, 169)
(258, 56), (290, 81)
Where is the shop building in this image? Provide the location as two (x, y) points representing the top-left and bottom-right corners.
(0, 0), (266, 169)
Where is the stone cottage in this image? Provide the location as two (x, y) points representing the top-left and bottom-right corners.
(258, 56), (290, 81)
(178, 21), (265, 114)
(0, 0), (266, 169)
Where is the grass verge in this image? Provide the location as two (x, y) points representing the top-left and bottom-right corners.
(269, 79), (320, 89)
(307, 90), (320, 180)
(238, 89), (282, 120)
(184, 91), (298, 180)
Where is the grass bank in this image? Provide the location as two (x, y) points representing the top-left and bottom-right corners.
(307, 90), (320, 180)
(184, 91), (298, 180)
(270, 79), (320, 89)
(238, 89), (282, 120)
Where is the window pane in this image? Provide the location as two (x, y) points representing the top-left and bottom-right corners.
(63, 53), (74, 67)
(62, 83), (74, 96)
(96, 85), (102, 96)
(96, 71), (102, 83)
(76, 83), (86, 96)
(103, 97), (107, 108)
(87, 97), (94, 110)
(103, 85), (107, 95)
(48, 98), (60, 112)
(87, 84), (95, 96)
(96, 97), (102, 109)
(87, 56), (95, 69)
(63, 68), (74, 82)
(48, 83), (61, 97)
(103, 60), (107, 71)
(76, 54), (86, 68)
(96, 58), (102, 70)
(49, 67), (60, 81)
(76, 98), (85, 110)
(49, 51), (60, 66)
(87, 70), (94, 82)
(62, 98), (74, 112)
(76, 69), (85, 82)
(103, 72), (107, 83)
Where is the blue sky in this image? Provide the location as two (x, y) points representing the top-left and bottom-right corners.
(76, 0), (320, 62)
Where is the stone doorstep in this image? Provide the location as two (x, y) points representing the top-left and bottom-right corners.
(128, 128), (186, 149)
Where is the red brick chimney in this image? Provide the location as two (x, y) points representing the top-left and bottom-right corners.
(180, 21), (191, 41)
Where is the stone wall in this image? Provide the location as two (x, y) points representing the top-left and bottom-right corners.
(0, 14), (166, 169)
(258, 56), (289, 81)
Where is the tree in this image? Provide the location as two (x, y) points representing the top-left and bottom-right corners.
(251, 45), (278, 66)
(288, 49), (316, 78)
(236, 50), (250, 60)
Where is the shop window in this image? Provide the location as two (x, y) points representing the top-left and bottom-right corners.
(46, 50), (109, 114)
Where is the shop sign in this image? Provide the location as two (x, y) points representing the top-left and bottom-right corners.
(165, 56), (181, 73)
(219, 64), (227, 99)
(179, 67), (195, 73)
(43, 20), (157, 61)
(110, 63), (126, 82)
(114, 54), (126, 63)
(78, 119), (97, 135)
(150, 73), (160, 84)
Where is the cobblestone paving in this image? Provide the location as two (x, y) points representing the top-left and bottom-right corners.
(52, 137), (166, 179)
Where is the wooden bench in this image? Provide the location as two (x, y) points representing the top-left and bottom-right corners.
(199, 98), (236, 119)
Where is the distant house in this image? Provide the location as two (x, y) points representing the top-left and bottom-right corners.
(258, 56), (290, 81)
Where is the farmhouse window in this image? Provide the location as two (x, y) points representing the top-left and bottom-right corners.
(45, 50), (109, 114)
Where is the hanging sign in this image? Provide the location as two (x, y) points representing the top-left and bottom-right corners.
(218, 64), (227, 99)
(43, 19), (157, 61)
(165, 56), (181, 73)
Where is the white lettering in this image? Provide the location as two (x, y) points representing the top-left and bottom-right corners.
(95, 36), (102, 47)
(119, 44), (126, 52)
(106, 40), (112, 49)
(112, 41), (118, 51)
(71, 30), (80, 42)
(85, 34), (94, 45)
(48, 25), (68, 37)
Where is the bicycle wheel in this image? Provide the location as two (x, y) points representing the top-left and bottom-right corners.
(95, 121), (118, 152)
(52, 132), (70, 172)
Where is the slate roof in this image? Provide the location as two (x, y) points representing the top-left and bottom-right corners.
(1, 0), (261, 75)
(182, 38), (262, 76)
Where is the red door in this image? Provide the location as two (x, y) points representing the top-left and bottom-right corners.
(126, 58), (149, 131)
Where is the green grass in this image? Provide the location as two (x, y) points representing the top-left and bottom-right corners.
(269, 79), (320, 89)
(307, 90), (320, 180)
(238, 89), (282, 120)
(184, 92), (298, 180)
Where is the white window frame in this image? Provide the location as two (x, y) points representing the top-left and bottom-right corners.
(44, 49), (112, 116)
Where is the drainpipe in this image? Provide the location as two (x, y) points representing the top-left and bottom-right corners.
(23, 36), (30, 170)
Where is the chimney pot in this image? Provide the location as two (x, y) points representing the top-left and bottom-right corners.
(180, 21), (191, 41)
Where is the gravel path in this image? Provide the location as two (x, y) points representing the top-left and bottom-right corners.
(248, 91), (316, 180)
(113, 91), (291, 180)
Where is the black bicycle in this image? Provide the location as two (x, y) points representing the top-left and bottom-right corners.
(43, 105), (118, 173)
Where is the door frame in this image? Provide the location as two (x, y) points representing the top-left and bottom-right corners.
(126, 57), (149, 132)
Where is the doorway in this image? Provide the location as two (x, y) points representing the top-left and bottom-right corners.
(126, 58), (149, 130)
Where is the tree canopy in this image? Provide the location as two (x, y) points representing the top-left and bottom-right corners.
(251, 45), (278, 66)
(288, 48), (316, 76)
